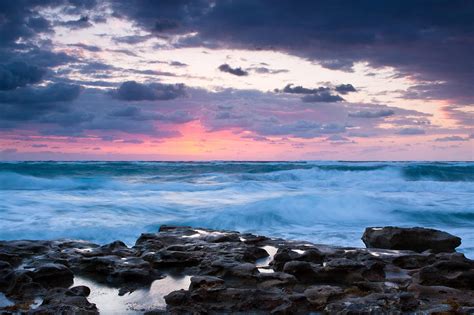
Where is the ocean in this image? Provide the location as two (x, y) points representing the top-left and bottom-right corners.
(0, 161), (473, 256)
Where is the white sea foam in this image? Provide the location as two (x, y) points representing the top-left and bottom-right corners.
(0, 162), (473, 257)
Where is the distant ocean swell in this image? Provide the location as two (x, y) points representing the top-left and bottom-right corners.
(0, 162), (473, 257)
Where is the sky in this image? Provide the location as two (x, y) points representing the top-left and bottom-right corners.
(0, 0), (473, 161)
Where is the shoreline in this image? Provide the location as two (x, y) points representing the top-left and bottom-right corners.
(1, 225), (473, 313)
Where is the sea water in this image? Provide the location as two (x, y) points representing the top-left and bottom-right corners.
(0, 161), (473, 256)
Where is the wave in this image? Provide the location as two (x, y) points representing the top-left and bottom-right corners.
(0, 161), (473, 256)
(401, 164), (474, 182)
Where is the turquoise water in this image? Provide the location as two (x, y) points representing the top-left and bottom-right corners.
(0, 161), (473, 256)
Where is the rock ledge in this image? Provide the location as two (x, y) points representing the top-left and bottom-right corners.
(0, 225), (473, 314)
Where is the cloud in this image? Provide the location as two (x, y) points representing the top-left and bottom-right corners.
(280, 84), (329, 95)
(111, 0), (474, 103)
(58, 16), (92, 29)
(218, 64), (248, 76)
(169, 61), (188, 67)
(278, 84), (344, 102)
(112, 34), (153, 44)
(254, 120), (347, 139)
(442, 106), (474, 127)
(153, 19), (179, 32)
(325, 134), (355, 144)
(3, 48), (77, 68)
(396, 128), (425, 135)
(335, 84), (357, 94)
(67, 43), (102, 52)
(121, 139), (144, 144)
(111, 81), (186, 101)
(434, 136), (468, 142)
(348, 109), (394, 118)
(0, 62), (46, 90)
(301, 92), (344, 103)
(0, 83), (81, 105)
(155, 110), (195, 124)
(250, 67), (288, 74)
(110, 106), (195, 123)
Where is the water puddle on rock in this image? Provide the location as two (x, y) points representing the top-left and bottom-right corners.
(72, 274), (191, 314)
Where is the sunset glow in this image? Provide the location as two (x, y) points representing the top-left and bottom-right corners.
(0, 1), (472, 160)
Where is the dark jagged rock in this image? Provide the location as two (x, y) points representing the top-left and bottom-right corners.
(32, 263), (74, 288)
(30, 287), (98, 314)
(0, 225), (473, 314)
(362, 226), (462, 253)
(304, 285), (344, 307)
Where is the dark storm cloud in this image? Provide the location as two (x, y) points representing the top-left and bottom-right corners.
(0, 62), (46, 90)
(153, 19), (179, 32)
(218, 64), (248, 76)
(4, 48), (77, 68)
(0, 83), (81, 105)
(279, 84), (330, 95)
(348, 109), (394, 118)
(110, 106), (194, 123)
(278, 84), (344, 103)
(301, 92), (344, 103)
(0, 0), (98, 46)
(26, 16), (53, 33)
(335, 84), (357, 94)
(57, 16), (92, 29)
(111, 0), (474, 103)
(0, 83), (81, 122)
(111, 81), (186, 101)
(112, 34), (153, 44)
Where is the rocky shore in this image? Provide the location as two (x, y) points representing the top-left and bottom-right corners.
(1, 225), (473, 314)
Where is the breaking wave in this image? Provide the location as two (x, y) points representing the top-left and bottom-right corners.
(0, 161), (473, 256)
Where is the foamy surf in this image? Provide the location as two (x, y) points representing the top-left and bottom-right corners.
(0, 161), (473, 257)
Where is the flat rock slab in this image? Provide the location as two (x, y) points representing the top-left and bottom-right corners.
(362, 226), (462, 253)
(0, 225), (473, 314)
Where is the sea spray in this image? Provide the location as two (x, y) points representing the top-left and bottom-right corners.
(0, 161), (473, 257)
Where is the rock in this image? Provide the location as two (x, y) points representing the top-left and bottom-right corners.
(362, 226), (461, 253)
(204, 233), (241, 243)
(69, 285), (91, 297)
(164, 289), (189, 305)
(283, 261), (318, 281)
(418, 258), (474, 289)
(0, 225), (473, 313)
(229, 263), (258, 278)
(242, 246), (269, 262)
(190, 276), (225, 291)
(393, 253), (435, 269)
(32, 263), (74, 288)
(30, 287), (98, 314)
(76, 255), (162, 286)
(304, 285), (344, 306)
(0, 264), (15, 293)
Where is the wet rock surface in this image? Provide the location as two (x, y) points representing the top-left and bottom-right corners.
(0, 225), (472, 314)
(362, 226), (462, 253)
